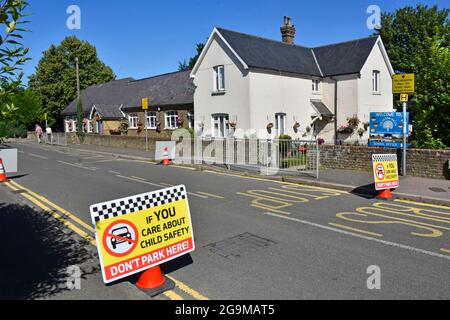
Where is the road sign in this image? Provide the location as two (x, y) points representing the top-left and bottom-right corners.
(400, 94), (409, 102)
(0, 148), (18, 173)
(155, 141), (176, 161)
(393, 74), (415, 94)
(368, 112), (409, 149)
(372, 154), (399, 191)
(142, 97), (149, 110)
(90, 185), (194, 284)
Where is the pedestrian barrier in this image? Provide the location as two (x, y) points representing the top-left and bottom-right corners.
(44, 133), (68, 146)
(175, 138), (320, 178)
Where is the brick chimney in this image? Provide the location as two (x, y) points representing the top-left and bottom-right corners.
(280, 16), (296, 45)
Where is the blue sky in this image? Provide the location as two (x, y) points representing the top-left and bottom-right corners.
(21, 0), (448, 83)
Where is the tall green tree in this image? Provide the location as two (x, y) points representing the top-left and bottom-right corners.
(375, 4), (450, 148)
(28, 36), (115, 128)
(0, 0), (30, 138)
(178, 42), (205, 71)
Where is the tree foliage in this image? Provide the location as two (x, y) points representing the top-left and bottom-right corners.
(0, 0), (30, 137)
(178, 42), (205, 71)
(375, 4), (450, 148)
(28, 36), (115, 128)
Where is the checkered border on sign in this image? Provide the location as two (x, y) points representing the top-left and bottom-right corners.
(372, 154), (397, 162)
(91, 186), (186, 223)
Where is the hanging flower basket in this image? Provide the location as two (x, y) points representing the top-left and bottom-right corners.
(347, 116), (360, 127)
(293, 122), (300, 130)
(229, 121), (237, 129)
(338, 125), (354, 134)
(267, 123), (274, 130)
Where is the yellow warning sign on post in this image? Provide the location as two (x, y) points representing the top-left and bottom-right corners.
(142, 97), (149, 110)
(393, 74), (415, 94)
(90, 185), (195, 284)
(400, 94), (409, 102)
(372, 154), (399, 191)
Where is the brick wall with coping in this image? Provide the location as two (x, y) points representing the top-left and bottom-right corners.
(78, 134), (171, 151)
(320, 145), (450, 180)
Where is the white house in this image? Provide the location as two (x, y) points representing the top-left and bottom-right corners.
(190, 17), (395, 143)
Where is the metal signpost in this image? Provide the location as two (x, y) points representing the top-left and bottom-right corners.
(393, 74), (415, 177)
(142, 98), (149, 152)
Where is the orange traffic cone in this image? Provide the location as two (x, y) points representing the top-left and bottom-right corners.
(136, 266), (166, 289)
(378, 189), (392, 200)
(0, 158), (7, 182)
(136, 266), (175, 297)
(162, 147), (170, 166)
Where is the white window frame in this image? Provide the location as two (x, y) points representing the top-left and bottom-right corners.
(372, 70), (381, 94)
(146, 112), (157, 129)
(312, 79), (321, 94)
(188, 111), (195, 129)
(212, 114), (229, 138)
(86, 120), (93, 133)
(165, 111), (179, 130)
(214, 65), (225, 92)
(129, 113), (138, 129)
(275, 113), (286, 136)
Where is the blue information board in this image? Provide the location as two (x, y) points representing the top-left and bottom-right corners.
(369, 112), (409, 149)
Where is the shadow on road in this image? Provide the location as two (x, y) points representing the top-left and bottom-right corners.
(350, 183), (379, 199)
(0, 203), (98, 300)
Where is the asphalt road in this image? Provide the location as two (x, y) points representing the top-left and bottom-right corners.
(2, 141), (450, 300)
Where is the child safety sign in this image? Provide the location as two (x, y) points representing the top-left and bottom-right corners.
(90, 185), (195, 283)
(372, 154), (399, 191)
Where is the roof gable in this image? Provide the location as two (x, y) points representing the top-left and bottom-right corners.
(191, 28), (384, 79)
(312, 36), (379, 77)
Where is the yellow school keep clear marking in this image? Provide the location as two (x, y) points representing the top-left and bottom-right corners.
(373, 202), (450, 222)
(5, 181), (208, 300)
(440, 248), (450, 254)
(328, 223), (383, 238)
(395, 199), (450, 211)
(335, 206), (446, 238)
(204, 169), (348, 194)
(237, 191), (293, 213)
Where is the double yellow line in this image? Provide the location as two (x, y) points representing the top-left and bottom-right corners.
(3, 179), (209, 301)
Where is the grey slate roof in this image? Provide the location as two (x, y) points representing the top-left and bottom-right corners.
(92, 104), (124, 119)
(311, 100), (333, 117)
(217, 28), (322, 76)
(216, 27), (379, 77)
(62, 70), (194, 116)
(122, 70), (195, 111)
(61, 78), (134, 116)
(313, 37), (379, 76)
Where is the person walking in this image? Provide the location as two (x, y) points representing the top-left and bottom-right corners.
(35, 125), (43, 143)
(46, 126), (53, 144)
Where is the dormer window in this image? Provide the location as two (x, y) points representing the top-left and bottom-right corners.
(312, 79), (321, 94)
(214, 65), (225, 92)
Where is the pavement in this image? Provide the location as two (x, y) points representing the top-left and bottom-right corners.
(1, 140), (449, 300)
(24, 140), (450, 207)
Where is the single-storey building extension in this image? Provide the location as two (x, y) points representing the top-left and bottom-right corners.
(190, 17), (395, 143)
(61, 70), (195, 137)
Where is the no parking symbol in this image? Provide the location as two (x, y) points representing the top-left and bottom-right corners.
(103, 220), (139, 257)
